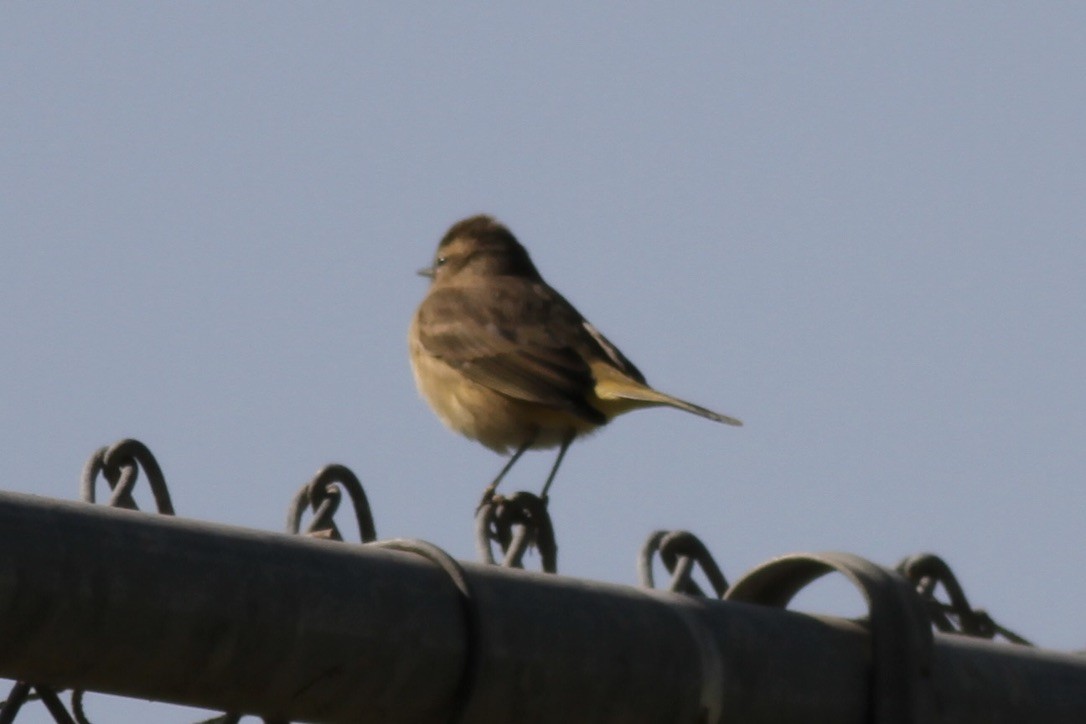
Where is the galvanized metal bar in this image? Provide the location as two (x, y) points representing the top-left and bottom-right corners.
(0, 491), (1084, 723)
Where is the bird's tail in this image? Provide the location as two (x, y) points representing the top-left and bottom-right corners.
(592, 370), (742, 426)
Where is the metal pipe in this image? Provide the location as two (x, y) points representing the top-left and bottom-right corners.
(0, 491), (1082, 723)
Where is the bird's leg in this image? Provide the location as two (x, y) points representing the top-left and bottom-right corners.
(478, 433), (536, 510)
(539, 431), (575, 501)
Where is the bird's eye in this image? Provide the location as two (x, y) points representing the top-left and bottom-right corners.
(435, 256), (447, 267)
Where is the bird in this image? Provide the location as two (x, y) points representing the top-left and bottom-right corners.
(408, 214), (741, 506)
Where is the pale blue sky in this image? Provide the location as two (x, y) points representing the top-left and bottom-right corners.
(3, 4), (1085, 721)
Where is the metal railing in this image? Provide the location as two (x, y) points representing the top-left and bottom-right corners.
(0, 439), (1080, 723)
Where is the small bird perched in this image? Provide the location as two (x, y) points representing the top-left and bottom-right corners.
(409, 214), (741, 505)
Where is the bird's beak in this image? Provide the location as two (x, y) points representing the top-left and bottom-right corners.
(417, 265), (435, 279)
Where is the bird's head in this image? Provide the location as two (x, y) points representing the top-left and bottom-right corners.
(418, 215), (542, 283)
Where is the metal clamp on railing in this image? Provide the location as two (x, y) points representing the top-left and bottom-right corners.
(726, 552), (936, 724)
(371, 539), (480, 723)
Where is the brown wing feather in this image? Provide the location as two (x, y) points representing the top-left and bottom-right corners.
(416, 280), (606, 424)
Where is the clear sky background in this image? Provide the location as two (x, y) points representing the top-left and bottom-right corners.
(3, 4), (1085, 722)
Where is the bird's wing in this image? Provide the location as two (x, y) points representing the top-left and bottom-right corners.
(579, 318), (646, 385)
(415, 280), (606, 423)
